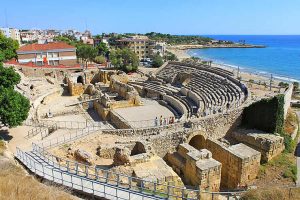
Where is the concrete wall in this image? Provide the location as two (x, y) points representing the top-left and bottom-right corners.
(283, 83), (293, 119)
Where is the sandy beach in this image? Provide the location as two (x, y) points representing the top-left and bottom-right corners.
(169, 48), (284, 85)
(167, 47), (287, 99)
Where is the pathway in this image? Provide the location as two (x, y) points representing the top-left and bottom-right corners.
(16, 148), (163, 200)
(296, 111), (300, 186)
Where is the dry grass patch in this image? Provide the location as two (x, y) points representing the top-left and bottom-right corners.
(284, 109), (298, 135)
(241, 187), (300, 200)
(0, 154), (77, 200)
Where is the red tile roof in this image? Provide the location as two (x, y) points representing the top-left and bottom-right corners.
(17, 42), (76, 52)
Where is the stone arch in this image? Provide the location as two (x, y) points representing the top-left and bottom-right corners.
(187, 132), (207, 150)
(130, 142), (146, 156)
(77, 75), (84, 84)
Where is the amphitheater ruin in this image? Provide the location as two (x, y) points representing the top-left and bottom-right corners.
(8, 61), (292, 199)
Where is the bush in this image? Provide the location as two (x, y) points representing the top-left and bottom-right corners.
(278, 81), (289, 88)
(94, 55), (106, 64)
(152, 53), (164, 68)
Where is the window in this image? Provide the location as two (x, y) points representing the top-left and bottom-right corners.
(53, 60), (59, 66)
(146, 51), (148, 53)
(146, 46), (148, 48)
(136, 51), (139, 53)
(52, 52), (58, 57)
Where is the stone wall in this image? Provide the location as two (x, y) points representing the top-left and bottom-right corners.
(205, 139), (261, 189)
(109, 110), (132, 129)
(100, 108), (245, 157)
(230, 129), (284, 162)
(166, 143), (221, 192)
(67, 78), (84, 96)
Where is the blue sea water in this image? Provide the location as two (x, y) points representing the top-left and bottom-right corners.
(187, 35), (300, 82)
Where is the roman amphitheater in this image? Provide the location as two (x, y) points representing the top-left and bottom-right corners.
(6, 61), (292, 199)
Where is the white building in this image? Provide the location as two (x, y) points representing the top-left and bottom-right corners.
(0, 27), (21, 44)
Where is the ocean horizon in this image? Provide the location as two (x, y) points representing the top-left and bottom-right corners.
(187, 35), (300, 82)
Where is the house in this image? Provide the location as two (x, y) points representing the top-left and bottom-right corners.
(17, 41), (77, 66)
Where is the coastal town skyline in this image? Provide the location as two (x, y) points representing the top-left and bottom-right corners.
(2, 0), (300, 35)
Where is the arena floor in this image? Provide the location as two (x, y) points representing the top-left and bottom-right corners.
(113, 99), (174, 128)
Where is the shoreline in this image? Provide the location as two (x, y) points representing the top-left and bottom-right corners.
(168, 48), (299, 83)
(168, 44), (265, 50)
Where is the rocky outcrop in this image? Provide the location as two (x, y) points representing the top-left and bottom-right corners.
(113, 147), (130, 166)
(74, 149), (93, 165)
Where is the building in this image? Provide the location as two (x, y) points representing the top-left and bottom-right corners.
(115, 36), (155, 60)
(151, 42), (167, 57)
(17, 41), (77, 66)
(0, 27), (21, 44)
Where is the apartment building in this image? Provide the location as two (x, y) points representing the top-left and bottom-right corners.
(115, 36), (155, 60)
(0, 27), (21, 44)
(17, 42), (77, 66)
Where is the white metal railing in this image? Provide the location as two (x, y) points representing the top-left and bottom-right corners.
(29, 144), (200, 199)
(15, 147), (163, 200)
(36, 125), (101, 149)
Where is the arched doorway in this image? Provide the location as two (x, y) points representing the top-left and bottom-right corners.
(188, 134), (206, 150)
(77, 75), (84, 84)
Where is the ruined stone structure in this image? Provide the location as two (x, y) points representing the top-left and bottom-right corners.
(166, 143), (221, 192)
(230, 129), (284, 162)
(204, 139), (261, 189)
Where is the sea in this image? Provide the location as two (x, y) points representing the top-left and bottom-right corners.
(187, 35), (300, 82)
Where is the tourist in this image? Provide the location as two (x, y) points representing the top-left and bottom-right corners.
(164, 118), (166, 125)
(160, 115), (163, 126)
(154, 117), (158, 126)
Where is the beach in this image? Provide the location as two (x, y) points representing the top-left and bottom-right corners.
(168, 47), (285, 99)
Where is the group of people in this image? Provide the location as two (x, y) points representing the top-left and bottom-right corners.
(154, 116), (176, 126)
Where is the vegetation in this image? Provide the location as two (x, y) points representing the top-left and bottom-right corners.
(94, 55), (106, 64)
(293, 81), (299, 91)
(165, 51), (178, 61)
(110, 48), (139, 72)
(152, 53), (164, 68)
(241, 187), (300, 200)
(284, 109), (298, 135)
(76, 45), (98, 68)
(0, 36), (30, 128)
(278, 81), (289, 88)
(242, 94), (285, 134)
(53, 35), (80, 47)
(0, 141), (76, 200)
(145, 32), (212, 45)
(0, 85), (30, 127)
(0, 64), (21, 88)
(0, 33), (19, 62)
(96, 42), (109, 56)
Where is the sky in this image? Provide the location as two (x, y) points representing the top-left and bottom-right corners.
(1, 0), (300, 35)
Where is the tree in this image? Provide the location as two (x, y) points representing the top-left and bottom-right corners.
(0, 33), (19, 62)
(165, 51), (178, 61)
(96, 42), (109, 56)
(110, 48), (139, 72)
(293, 82), (299, 91)
(76, 45), (98, 68)
(0, 86), (30, 127)
(94, 55), (106, 64)
(152, 53), (164, 68)
(0, 63), (21, 88)
(278, 82), (289, 88)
